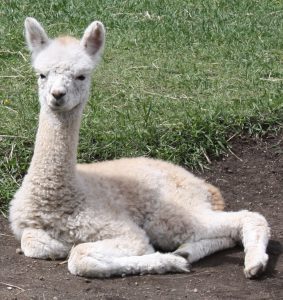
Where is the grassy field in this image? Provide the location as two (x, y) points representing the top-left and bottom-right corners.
(0, 0), (282, 211)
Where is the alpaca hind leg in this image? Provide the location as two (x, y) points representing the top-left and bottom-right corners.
(68, 238), (189, 278)
(21, 228), (69, 259)
(192, 210), (270, 278)
(174, 237), (236, 263)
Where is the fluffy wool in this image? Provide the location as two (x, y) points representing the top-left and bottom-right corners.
(9, 18), (270, 279)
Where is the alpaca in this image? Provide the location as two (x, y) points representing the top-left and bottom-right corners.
(9, 17), (270, 279)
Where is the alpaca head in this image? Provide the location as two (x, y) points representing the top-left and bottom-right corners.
(25, 17), (105, 113)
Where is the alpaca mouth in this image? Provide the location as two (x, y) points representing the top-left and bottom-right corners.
(48, 103), (66, 111)
(47, 97), (67, 111)
(48, 101), (81, 112)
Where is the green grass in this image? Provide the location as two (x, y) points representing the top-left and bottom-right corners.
(0, 0), (283, 210)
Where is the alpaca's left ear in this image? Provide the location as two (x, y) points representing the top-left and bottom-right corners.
(25, 17), (49, 57)
(80, 21), (105, 59)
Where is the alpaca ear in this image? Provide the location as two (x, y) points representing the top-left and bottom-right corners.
(25, 17), (49, 57)
(80, 21), (105, 59)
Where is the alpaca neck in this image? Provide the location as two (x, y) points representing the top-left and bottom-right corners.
(28, 106), (82, 184)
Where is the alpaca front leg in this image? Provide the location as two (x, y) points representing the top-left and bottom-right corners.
(68, 239), (189, 278)
(21, 228), (69, 259)
(194, 210), (270, 278)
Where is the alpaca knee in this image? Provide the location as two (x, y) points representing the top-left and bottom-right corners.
(21, 228), (69, 259)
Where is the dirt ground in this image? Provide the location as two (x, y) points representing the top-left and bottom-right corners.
(0, 132), (282, 300)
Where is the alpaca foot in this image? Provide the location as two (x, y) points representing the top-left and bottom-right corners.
(244, 250), (269, 279)
(156, 253), (191, 274)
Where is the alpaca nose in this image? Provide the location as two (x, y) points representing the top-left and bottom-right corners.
(52, 90), (66, 100)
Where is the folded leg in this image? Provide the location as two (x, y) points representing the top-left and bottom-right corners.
(191, 210), (270, 278)
(21, 228), (69, 259)
(68, 223), (189, 278)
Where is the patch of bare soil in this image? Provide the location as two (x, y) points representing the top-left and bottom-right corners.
(0, 132), (282, 300)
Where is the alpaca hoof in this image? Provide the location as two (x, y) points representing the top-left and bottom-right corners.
(244, 253), (268, 279)
(170, 250), (191, 273)
(170, 254), (191, 273)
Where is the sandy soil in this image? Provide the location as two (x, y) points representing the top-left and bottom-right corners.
(0, 132), (282, 300)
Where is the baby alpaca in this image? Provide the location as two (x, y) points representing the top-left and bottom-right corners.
(9, 18), (270, 279)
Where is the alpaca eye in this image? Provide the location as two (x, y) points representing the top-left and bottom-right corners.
(76, 75), (85, 81)
(39, 74), (46, 79)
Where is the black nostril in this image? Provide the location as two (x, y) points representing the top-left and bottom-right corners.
(52, 91), (66, 100)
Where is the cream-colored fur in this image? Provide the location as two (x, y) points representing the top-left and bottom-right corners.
(9, 18), (270, 279)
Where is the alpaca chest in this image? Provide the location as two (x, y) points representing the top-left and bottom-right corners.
(10, 179), (86, 242)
